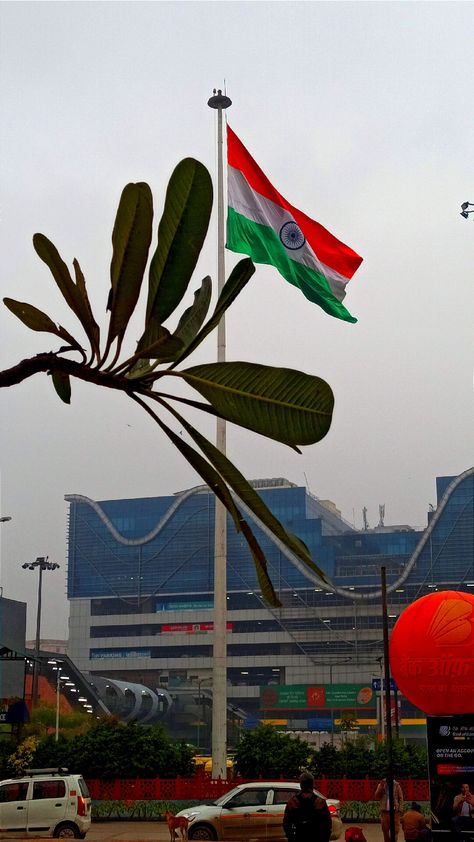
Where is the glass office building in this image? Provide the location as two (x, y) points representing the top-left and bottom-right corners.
(66, 469), (474, 740)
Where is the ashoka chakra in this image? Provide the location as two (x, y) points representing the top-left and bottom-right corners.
(279, 220), (305, 250)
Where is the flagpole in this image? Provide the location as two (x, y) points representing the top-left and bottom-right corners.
(208, 88), (232, 780)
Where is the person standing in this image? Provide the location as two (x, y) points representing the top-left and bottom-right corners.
(283, 772), (332, 842)
(375, 776), (404, 842)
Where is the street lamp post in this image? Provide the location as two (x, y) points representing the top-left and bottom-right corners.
(48, 660), (64, 742)
(376, 655), (385, 739)
(55, 667), (63, 742)
(22, 557), (60, 707)
(196, 682), (202, 751)
(329, 664), (334, 744)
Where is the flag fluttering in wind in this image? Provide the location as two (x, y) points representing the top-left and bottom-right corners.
(226, 125), (363, 323)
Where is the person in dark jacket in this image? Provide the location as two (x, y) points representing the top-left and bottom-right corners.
(283, 772), (332, 842)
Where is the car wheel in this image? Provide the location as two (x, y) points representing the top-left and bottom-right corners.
(53, 822), (81, 839)
(188, 824), (218, 840)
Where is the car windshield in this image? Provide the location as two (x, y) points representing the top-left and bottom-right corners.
(213, 789), (240, 807)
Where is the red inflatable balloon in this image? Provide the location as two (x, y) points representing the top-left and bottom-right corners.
(389, 590), (474, 715)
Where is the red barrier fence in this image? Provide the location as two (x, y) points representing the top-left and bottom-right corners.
(85, 777), (430, 803)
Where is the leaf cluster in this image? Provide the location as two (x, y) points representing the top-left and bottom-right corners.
(6, 736), (39, 777)
(233, 725), (311, 778)
(2, 157), (336, 604)
(310, 736), (428, 780)
(21, 703), (92, 740)
(30, 719), (195, 779)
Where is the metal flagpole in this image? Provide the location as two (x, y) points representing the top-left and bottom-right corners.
(207, 88), (232, 779)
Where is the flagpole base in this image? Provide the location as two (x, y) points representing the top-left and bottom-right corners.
(208, 89), (232, 109)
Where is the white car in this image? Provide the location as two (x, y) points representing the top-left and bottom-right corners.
(0, 768), (91, 838)
(176, 781), (343, 841)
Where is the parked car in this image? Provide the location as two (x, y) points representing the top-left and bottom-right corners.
(0, 768), (91, 839)
(176, 780), (343, 841)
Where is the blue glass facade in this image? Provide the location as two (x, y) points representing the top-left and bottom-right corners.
(66, 471), (473, 739)
(67, 471), (473, 603)
(67, 484), (332, 601)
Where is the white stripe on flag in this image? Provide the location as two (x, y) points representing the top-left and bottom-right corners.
(228, 166), (349, 301)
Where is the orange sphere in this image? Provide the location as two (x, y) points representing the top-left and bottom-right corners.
(389, 590), (474, 715)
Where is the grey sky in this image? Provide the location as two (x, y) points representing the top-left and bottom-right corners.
(1, 1), (473, 638)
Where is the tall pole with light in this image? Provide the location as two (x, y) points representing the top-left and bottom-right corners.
(48, 660), (63, 742)
(207, 87), (232, 780)
(22, 557), (60, 707)
(329, 663), (334, 744)
(381, 566), (396, 842)
(376, 655), (385, 739)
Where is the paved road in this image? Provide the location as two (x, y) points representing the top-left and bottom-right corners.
(86, 821), (383, 842)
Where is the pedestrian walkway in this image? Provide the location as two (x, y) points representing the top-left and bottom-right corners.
(0, 823), (387, 842)
(82, 820), (385, 842)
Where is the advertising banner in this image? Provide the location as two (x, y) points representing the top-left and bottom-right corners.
(427, 715), (474, 842)
(161, 622), (233, 634)
(260, 683), (375, 711)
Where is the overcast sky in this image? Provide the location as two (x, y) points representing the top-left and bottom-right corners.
(1, 1), (473, 639)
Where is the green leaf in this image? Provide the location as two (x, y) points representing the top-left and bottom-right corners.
(239, 520), (281, 606)
(133, 327), (184, 360)
(107, 182), (153, 346)
(33, 233), (78, 308)
(179, 362), (334, 448)
(149, 276), (212, 365)
(72, 259), (101, 359)
(3, 298), (84, 355)
(51, 370), (71, 404)
(174, 276), (212, 347)
(159, 403), (330, 583)
(170, 259), (255, 368)
(143, 158), (213, 335)
(33, 234), (99, 356)
(125, 358), (155, 381)
(132, 396), (280, 606)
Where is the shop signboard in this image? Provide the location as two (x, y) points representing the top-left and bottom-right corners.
(427, 714), (474, 842)
(90, 647), (151, 659)
(308, 717), (333, 730)
(372, 678), (397, 691)
(161, 622), (233, 634)
(156, 599), (214, 611)
(260, 683), (375, 711)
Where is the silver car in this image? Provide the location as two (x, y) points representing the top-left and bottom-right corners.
(176, 781), (343, 841)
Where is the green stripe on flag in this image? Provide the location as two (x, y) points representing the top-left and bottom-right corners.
(227, 207), (357, 324)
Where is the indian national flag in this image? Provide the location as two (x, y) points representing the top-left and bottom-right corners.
(226, 125), (363, 323)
